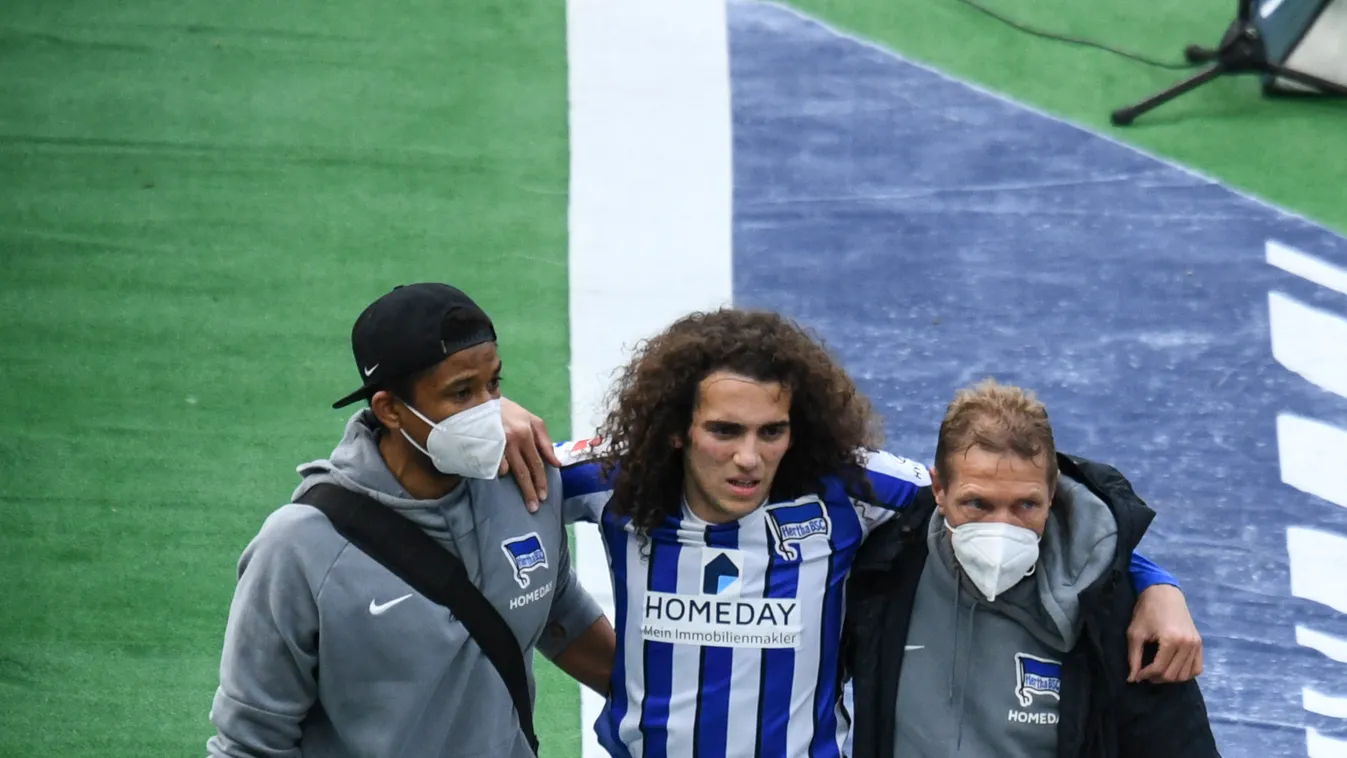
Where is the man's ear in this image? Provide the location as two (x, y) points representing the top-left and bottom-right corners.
(370, 390), (404, 431)
(931, 466), (946, 516)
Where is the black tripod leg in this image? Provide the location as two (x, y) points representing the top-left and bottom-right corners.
(1263, 62), (1347, 97)
(1185, 45), (1218, 64)
(1111, 65), (1226, 126)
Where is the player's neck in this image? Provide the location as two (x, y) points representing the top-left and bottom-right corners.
(378, 431), (463, 500)
(682, 488), (756, 525)
(683, 498), (722, 525)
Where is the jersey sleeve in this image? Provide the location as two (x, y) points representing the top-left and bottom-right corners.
(554, 437), (614, 525)
(1128, 551), (1179, 592)
(846, 449), (931, 537)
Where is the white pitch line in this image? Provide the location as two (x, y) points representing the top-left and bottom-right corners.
(565, 0), (734, 754)
(1267, 239), (1347, 299)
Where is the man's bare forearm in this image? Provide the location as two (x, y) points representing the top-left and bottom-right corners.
(550, 617), (617, 696)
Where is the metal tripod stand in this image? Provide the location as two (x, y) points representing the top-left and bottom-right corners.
(1111, 0), (1347, 126)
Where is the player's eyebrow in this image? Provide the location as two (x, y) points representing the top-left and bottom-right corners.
(442, 360), (502, 390)
(704, 420), (745, 432)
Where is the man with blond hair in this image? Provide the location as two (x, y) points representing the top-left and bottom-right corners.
(844, 378), (1220, 758)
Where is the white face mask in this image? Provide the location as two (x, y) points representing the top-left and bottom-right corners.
(399, 398), (506, 480)
(945, 518), (1041, 602)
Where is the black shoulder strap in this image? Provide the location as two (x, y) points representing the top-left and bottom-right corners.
(295, 483), (539, 755)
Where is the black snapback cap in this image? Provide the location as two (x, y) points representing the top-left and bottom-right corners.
(332, 283), (497, 409)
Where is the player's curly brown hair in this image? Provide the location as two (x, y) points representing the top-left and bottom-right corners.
(596, 308), (884, 536)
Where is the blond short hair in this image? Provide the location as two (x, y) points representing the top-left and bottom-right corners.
(934, 378), (1058, 486)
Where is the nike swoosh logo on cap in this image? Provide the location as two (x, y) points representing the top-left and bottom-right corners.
(363, 364), (379, 377)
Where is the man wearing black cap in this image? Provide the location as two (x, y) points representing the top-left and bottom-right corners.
(206, 283), (615, 758)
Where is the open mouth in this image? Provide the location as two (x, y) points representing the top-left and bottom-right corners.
(727, 478), (760, 497)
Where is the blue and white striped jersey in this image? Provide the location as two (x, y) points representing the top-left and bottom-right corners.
(553, 439), (1176, 758)
(557, 439), (929, 758)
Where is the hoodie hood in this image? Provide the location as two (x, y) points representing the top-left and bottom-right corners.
(291, 409), (470, 541)
(1033, 476), (1120, 649)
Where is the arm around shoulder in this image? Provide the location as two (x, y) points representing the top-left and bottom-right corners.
(537, 478), (614, 694)
(554, 439), (614, 525)
(206, 506), (340, 757)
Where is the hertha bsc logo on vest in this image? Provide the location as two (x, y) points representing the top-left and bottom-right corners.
(501, 533), (548, 589)
(1014, 653), (1062, 707)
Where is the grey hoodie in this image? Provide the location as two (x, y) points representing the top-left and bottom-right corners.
(206, 409), (604, 758)
(893, 476), (1119, 757)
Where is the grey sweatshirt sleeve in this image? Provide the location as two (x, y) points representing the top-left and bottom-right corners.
(206, 506), (344, 758)
(537, 470), (605, 659)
